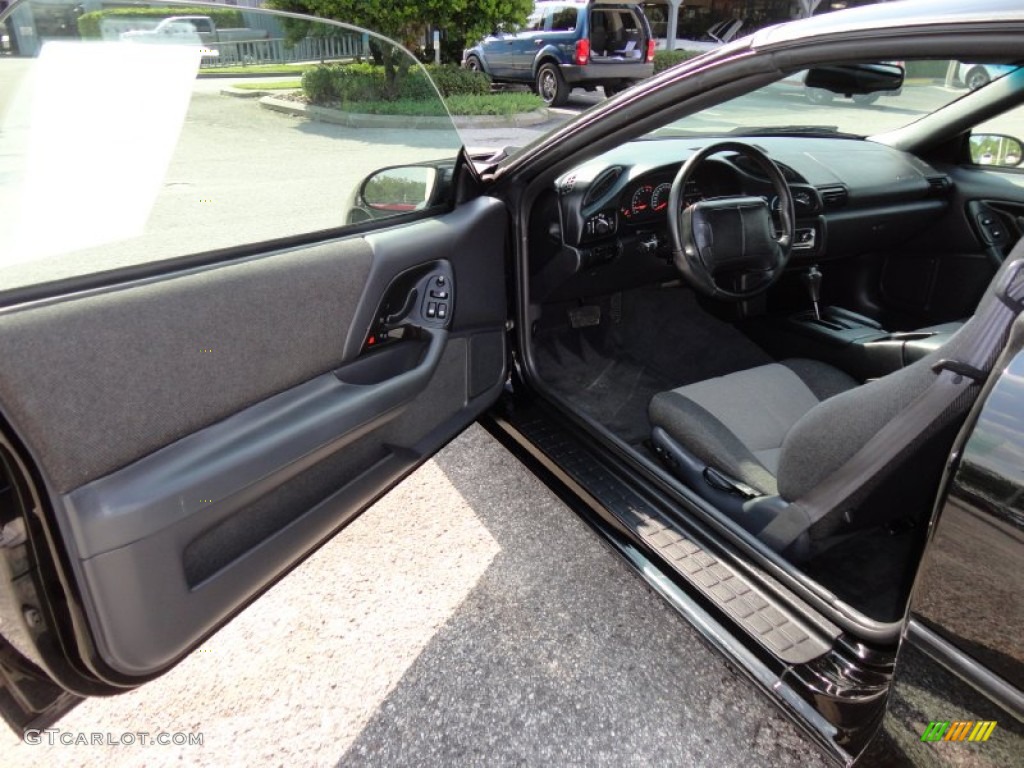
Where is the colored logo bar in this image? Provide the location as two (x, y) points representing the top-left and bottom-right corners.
(921, 721), (997, 742)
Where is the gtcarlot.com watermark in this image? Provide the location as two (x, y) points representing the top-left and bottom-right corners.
(24, 729), (203, 747)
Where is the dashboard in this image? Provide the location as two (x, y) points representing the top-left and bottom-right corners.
(532, 136), (954, 302)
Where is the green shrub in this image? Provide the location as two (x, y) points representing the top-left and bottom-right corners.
(423, 65), (491, 97)
(337, 69), (389, 101)
(341, 62), (379, 77)
(319, 93), (543, 117)
(301, 65), (341, 103)
(301, 63), (483, 105)
(77, 7), (244, 39)
(299, 62), (543, 115)
(653, 49), (700, 74)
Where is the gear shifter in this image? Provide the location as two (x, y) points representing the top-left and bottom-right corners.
(801, 265), (823, 321)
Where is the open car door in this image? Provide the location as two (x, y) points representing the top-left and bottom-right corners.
(0, 0), (508, 732)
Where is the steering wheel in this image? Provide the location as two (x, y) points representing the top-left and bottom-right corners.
(667, 141), (794, 301)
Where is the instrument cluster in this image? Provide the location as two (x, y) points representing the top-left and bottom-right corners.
(619, 177), (703, 225)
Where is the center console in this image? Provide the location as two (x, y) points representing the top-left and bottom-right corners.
(785, 307), (955, 379)
(758, 266), (959, 380)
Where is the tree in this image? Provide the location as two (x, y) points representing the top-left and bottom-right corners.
(268, 0), (532, 61)
(269, 0), (530, 95)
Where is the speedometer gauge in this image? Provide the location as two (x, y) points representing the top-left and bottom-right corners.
(630, 185), (654, 217)
(651, 183), (672, 213)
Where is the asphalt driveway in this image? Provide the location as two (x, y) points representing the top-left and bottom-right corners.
(3, 425), (827, 767)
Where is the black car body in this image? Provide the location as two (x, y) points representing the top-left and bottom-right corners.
(1, 0), (1023, 765)
(462, 0), (655, 104)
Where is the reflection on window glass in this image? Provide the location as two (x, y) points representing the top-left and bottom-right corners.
(974, 100), (1024, 167)
(549, 8), (578, 32)
(0, 0), (463, 292)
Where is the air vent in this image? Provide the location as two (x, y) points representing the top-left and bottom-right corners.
(559, 174), (577, 195)
(927, 176), (953, 195)
(583, 166), (623, 206)
(819, 185), (849, 208)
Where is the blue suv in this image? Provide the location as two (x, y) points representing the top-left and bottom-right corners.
(463, 0), (655, 106)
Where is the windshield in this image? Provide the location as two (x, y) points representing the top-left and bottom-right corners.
(647, 61), (1021, 139)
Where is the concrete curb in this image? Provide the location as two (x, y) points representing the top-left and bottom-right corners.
(258, 94), (550, 130)
(221, 86), (279, 98)
(200, 71), (304, 79)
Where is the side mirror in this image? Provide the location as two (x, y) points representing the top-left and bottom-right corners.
(969, 133), (1024, 168)
(360, 166), (438, 214)
(804, 63), (904, 96)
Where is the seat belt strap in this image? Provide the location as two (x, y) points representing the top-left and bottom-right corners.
(760, 259), (1024, 553)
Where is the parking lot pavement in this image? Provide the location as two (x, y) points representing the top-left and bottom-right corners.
(3, 424), (828, 768)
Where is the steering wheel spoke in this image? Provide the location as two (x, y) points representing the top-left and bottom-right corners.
(667, 142), (795, 301)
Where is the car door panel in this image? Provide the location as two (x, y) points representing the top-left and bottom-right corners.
(478, 36), (508, 77)
(884, 167), (1024, 322)
(0, 239), (374, 495)
(834, 165), (1024, 327)
(0, 197), (508, 680)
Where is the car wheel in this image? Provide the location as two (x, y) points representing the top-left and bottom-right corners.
(465, 55), (484, 74)
(536, 62), (569, 107)
(965, 65), (990, 91)
(804, 87), (833, 105)
(603, 83), (619, 98)
(852, 92), (879, 105)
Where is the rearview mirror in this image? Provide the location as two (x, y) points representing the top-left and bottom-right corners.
(361, 166), (438, 213)
(969, 133), (1024, 168)
(804, 63), (904, 96)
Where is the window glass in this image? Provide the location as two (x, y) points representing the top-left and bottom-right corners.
(548, 7), (579, 32)
(525, 10), (545, 32)
(647, 61), (1021, 140)
(0, 0), (463, 292)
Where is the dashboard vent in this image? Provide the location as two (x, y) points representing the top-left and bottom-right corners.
(583, 166), (623, 206)
(819, 185), (849, 209)
(927, 176), (953, 195)
(559, 174), (577, 195)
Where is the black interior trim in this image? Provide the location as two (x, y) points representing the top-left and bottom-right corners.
(65, 329), (447, 560)
(7, 195), (510, 683)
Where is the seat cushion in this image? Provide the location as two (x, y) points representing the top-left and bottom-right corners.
(649, 359), (857, 496)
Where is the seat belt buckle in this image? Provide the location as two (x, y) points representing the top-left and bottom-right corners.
(931, 358), (986, 383)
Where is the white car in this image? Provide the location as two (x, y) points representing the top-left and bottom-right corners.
(958, 61), (1016, 90)
(120, 19), (204, 45)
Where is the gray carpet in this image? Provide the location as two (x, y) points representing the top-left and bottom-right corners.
(533, 286), (773, 446)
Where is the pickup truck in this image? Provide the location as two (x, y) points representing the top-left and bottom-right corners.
(119, 15), (269, 45)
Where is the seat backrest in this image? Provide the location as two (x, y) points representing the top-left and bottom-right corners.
(775, 242), (1024, 518)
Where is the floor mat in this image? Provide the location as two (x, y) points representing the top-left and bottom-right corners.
(533, 285), (773, 446)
